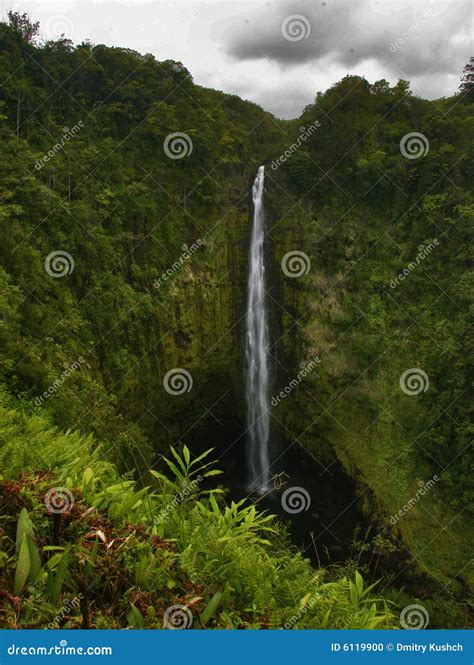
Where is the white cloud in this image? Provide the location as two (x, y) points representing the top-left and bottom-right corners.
(2, 0), (471, 118)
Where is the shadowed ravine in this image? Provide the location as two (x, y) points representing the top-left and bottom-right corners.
(225, 165), (367, 566)
(1, 10), (472, 631)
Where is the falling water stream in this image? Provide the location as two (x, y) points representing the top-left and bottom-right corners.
(219, 165), (367, 566)
(245, 165), (271, 492)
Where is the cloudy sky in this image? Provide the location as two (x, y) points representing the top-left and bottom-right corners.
(1, 0), (472, 118)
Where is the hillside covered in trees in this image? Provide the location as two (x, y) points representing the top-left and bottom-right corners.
(0, 13), (472, 630)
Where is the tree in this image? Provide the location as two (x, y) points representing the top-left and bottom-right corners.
(459, 57), (474, 103)
(7, 11), (39, 44)
(5, 13), (40, 140)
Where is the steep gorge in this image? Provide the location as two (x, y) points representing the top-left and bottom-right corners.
(0, 20), (472, 622)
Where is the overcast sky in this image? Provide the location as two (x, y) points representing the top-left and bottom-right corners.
(1, 0), (472, 118)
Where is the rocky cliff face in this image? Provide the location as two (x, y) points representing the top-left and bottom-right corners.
(263, 174), (473, 596)
(145, 162), (471, 596)
(0, 22), (471, 603)
(142, 177), (252, 459)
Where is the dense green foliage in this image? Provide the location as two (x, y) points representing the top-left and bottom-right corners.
(267, 75), (473, 593)
(277, 75), (473, 506)
(0, 14), (472, 628)
(0, 388), (395, 629)
(0, 16), (284, 469)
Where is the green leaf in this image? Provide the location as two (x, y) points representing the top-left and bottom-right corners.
(149, 470), (167, 482)
(47, 549), (70, 603)
(82, 467), (94, 494)
(188, 448), (214, 468)
(16, 508), (34, 554)
(183, 445), (191, 467)
(162, 457), (184, 482)
(201, 591), (223, 625)
(300, 592), (312, 609)
(13, 536), (30, 595)
(209, 494), (220, 514)
(169, 446), (188, 475)
(27, 537), (42, 583)
(105, 482), (134, 494)
(127, 603), (145, 628)
(349, 580), (357, 605)
(117, 487), (150, 517)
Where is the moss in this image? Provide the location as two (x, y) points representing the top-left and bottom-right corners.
(264, 171), (473, 599)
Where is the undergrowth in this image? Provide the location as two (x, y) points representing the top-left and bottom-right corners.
(0, 388), (396, 629)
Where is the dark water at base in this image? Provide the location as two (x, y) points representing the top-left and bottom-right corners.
(217, 439), (366, 567)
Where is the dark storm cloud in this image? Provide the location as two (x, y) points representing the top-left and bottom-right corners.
(225, 1), (363, 65)
(224, 0), (472, 82)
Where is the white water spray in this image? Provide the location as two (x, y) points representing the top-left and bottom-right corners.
(245, 165), (271, 492)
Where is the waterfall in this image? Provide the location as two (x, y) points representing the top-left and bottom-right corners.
(245, 165), (271, 492)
